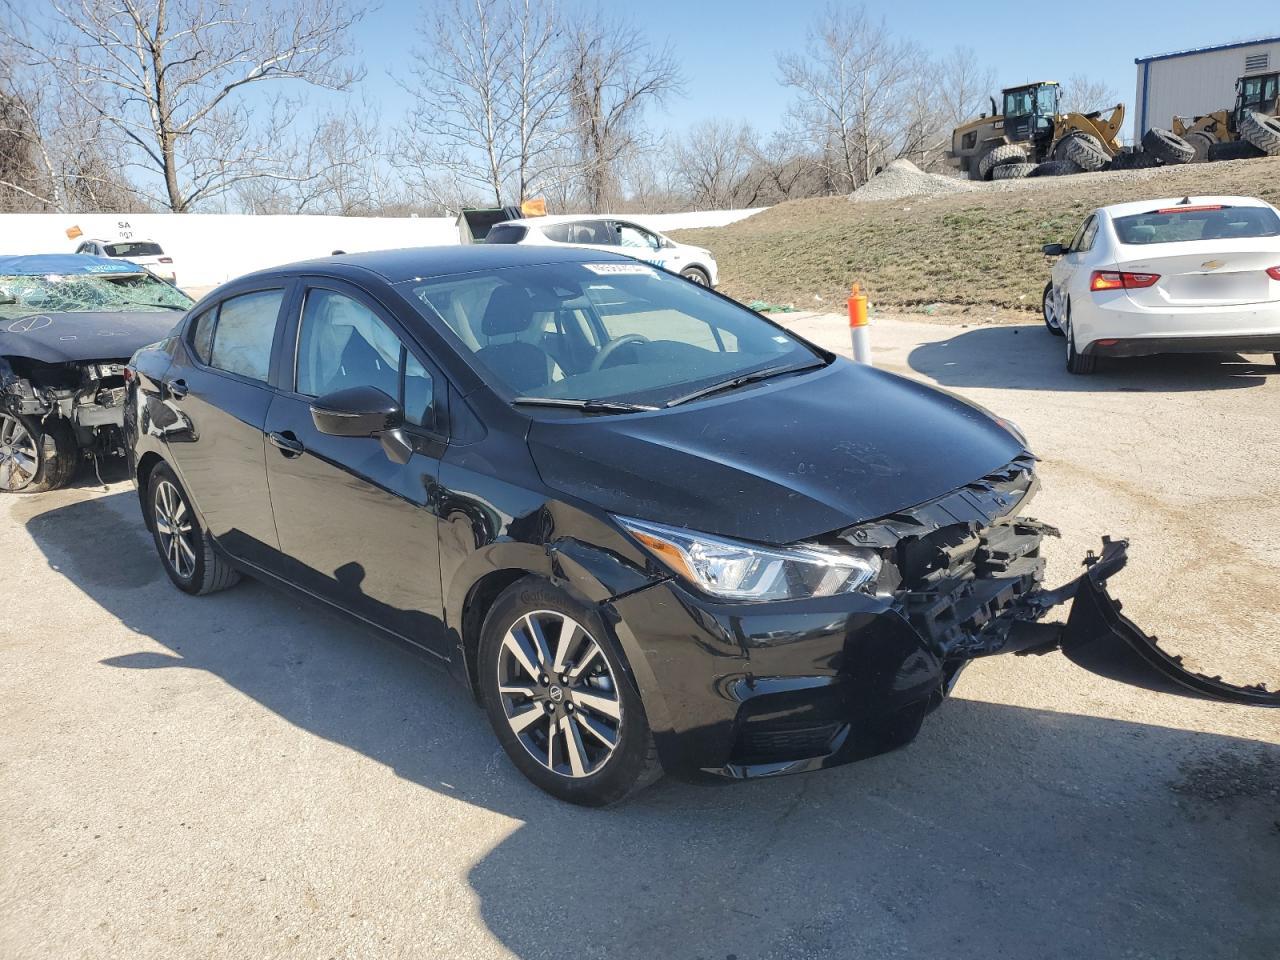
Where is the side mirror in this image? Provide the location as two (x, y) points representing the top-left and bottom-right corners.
(310, 385), (413, 464)
(1042, 243), (1067, 257)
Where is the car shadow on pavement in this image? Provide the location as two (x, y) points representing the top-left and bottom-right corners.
(909, 325), (1278, 392)
(21, 490), (1280, 960)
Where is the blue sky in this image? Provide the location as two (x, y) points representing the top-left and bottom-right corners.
(348, 0), (1278, 138)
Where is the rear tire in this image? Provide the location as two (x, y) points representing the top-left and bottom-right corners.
(478, 576), (661, 806)
(1057, 132), (1109, 171)
(1065, 315), (1096, 375)
(679, 266), (710, 286)
(0, 413), (77, 493)
(1239, 111), (1280, 156)
(146, 462), (240, 595)
(1207, 139), (1266, 162)
(1042, 282), (1064, 336)
(992, 162), (1037, 180)
(1142, 127), (1195, 164)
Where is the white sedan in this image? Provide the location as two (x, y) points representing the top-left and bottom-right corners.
(484, 215), (719, 287)
(74, 238), (177, 284)
(1042, 195), (1280, 374)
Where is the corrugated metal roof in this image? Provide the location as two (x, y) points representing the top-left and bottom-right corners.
(1135, 36), (1280, 65)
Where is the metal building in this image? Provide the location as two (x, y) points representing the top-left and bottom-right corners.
(1134, 36), (1280, 139)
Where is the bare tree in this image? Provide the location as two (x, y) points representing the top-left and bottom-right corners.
(1062, 73), (1120, 115)
(399, 0), (576, 207)
(777, 4), (920, 190)
(673, 120), (763, 209)
(5, 0), (363, 212)
(566, 13), (682, 209)
(938, 46), (997, 126)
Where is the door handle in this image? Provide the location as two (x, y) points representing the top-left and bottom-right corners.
(166, 378), (188, 400)
(267, 430), (305, 456)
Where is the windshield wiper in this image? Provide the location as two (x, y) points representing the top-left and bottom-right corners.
(664, 359), (827, 408)
(513, 396), (659, 414)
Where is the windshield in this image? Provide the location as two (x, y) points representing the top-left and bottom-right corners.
(406, 262), (822, 405)
(0, 272), (193, 320)
(103, 241), (164, 257)
(1113, 206), (1280, 245)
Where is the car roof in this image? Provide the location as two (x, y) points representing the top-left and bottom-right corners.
(1098, 196), (1272, 219)
(497, 214), (646, 228)
(0, 253), (147, 276)
(237, 243), (637, 286)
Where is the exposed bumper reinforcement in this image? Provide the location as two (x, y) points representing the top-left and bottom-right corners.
(1012, 537), (1279, 707)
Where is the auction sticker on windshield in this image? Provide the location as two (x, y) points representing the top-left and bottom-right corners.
(583, 263), (658, 277)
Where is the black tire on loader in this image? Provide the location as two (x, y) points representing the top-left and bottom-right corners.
(1142, 127), (1195, 164)
(1184, 131), (1215, 163)
(1029, 159), (1081, 177)
(992, 162), (1037, 180)
(1207, 139), (1265, 162)
(1057, 132), (1109, 171)
(977, 143), (1028, 180)
(1238, 111), (1280, 156)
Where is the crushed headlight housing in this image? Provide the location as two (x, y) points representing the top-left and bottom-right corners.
(618, 516), (881, 601)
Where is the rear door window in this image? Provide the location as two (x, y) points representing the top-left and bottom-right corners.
(1113, 206), (1280, 244)
(1068, 215), (1096, 253)
(208, 289), (283, 383)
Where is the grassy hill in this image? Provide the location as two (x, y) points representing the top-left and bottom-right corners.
(672, 156), (1280, 314)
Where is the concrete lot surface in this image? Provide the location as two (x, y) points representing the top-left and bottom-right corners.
(3, 313), (1278, 960)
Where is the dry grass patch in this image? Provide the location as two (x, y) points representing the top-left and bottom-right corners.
(673, 157), (1280, 314)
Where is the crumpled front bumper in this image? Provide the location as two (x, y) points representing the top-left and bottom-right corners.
(1007, 537), (1280, 708)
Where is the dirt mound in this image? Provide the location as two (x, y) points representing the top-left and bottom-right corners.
(849, 159), (976, 203)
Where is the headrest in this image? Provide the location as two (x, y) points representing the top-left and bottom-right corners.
(1125, 225), (1155, 243)
(481, 285), (560, 336)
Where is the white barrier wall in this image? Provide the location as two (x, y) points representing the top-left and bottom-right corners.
(0, 207), (764, 290)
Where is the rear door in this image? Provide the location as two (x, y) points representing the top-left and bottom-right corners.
(261, 279), (449, 655)
(1055, 213), (1099, 307)
(161, 284), (289, 567)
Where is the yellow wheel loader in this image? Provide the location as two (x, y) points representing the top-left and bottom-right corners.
(1172, 72), (1280, 161)
(946, 81), (1126, 181)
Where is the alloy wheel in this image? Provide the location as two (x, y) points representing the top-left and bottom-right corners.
(1043, 286), (1061, 333)
(496, 610), (623, 778)
(154, 479), (196, 579)
(0, 414), (39, 492)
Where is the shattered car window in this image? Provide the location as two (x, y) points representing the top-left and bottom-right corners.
(0, 273), (192, 320)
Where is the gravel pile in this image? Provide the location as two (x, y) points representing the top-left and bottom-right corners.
(849, 159), (976, 203)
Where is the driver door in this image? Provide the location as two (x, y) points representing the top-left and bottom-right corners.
(261, 279), (449, 656)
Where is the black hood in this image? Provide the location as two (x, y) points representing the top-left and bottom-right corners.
(0, 310), (182, 364)
(529, 361), (1027, 544)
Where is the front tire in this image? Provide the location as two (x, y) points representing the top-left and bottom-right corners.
(478, 577), (661, 806)
(0, 413), (76, 493)
(680, 266), (710, 286)
(1042, 282), (1064, 336)
(146, 463), (240, 595)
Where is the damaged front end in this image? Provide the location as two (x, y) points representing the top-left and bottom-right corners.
(1, 355), (130, 476)
(841, 453), (1279, 708)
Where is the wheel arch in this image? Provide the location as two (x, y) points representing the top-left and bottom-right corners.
(135, 451), (166, 527)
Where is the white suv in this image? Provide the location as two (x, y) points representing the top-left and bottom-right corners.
(485, 215), (719, 287)
(74, 238), (177, 284)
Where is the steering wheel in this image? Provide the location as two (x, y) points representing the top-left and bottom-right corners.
(590, 333), (650, 371)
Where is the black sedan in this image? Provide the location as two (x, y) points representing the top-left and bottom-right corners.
(125, 245), (1152, 804)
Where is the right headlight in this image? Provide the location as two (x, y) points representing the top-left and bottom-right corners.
(618, 516), (881, 601)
